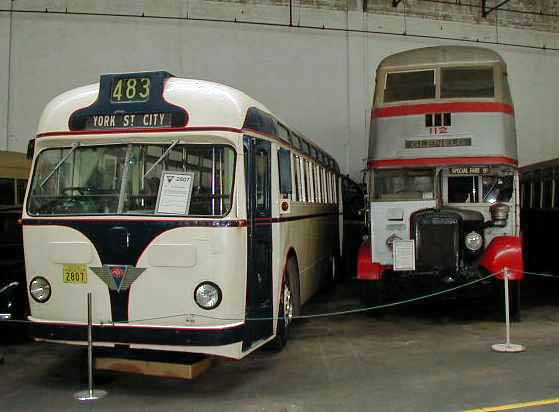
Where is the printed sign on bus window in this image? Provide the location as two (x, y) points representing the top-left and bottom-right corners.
(155, 171), (194, 215)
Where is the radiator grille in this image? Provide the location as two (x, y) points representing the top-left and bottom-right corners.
(414, 214), (460, 273)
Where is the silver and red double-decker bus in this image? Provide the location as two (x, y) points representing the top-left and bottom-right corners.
(357, 46), (523, 316)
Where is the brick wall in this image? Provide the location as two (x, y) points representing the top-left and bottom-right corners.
(215, 0), (559, 33)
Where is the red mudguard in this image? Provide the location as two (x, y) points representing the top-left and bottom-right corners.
(479, 236), (524, 280)
(356, 240), (383, 280)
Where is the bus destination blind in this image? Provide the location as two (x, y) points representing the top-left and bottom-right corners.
(86, 113), (172, 129)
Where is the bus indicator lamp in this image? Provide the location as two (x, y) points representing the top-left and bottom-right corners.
(194, 282), (222, 310)
(29, 276), (51, 303)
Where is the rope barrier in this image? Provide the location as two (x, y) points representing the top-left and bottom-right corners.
(1, 271), (501, 326)
(2, 268), (559, 327)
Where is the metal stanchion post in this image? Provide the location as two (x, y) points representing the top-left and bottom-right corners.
(74, 293), (107, 401)
(492, 268), (525, 353)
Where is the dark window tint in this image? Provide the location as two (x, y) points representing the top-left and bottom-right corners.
(277, 123), (290, 142)
(255, 149), (270, 211)
(0, 178), (15, 206)
(384, 70), (436, 103)
(425, 114), (433, 127)
(448, 176), (479, 203)
(291, 133), (302, 150)
(16, 179), (27, 205)
(441, 67), (494, 98)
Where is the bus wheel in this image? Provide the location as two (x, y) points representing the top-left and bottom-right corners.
(269, 259), (299, 351)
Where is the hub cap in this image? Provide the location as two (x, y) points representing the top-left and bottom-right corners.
(283, 283), (293, 327)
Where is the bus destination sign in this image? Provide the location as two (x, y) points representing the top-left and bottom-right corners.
(449, 167), (490, 175)
(86, 112), (172, 130)
(405, 138), (471, 149)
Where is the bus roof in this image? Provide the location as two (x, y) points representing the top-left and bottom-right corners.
(36, 73), (340, 172)
(37, 78), (273, 135)
(378, 46), (505, 70)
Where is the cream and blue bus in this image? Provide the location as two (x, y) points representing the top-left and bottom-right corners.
(23, 71), (342, 359)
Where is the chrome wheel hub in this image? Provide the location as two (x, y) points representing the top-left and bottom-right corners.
(283, 283), (293, 327)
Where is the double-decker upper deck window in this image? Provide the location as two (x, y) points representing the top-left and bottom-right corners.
(384, 70), (436, 103)
(441, 67), (494, 98)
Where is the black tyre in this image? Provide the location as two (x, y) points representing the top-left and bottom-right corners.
(269, 259), (300, 351)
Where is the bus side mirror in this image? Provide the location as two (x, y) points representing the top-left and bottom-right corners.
(278, 148), (292, 195)
(27, 138), (35, 160)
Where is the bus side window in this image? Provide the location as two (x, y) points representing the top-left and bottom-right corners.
(315, 165), (320, 203)
(316, 165), (322, 203)
(277, 148), (292, 199)
(325, 171), (331, 203)
(292, 154), (300, 201)
(255, 149), (270, 211)
(306, 161), (313, 202)
(318, 167), (324, 203)
(322, 170), (332, 203)
(300, 158), (307, 202)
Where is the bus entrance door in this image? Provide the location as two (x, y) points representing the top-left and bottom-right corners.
(243, 136), (273, 350)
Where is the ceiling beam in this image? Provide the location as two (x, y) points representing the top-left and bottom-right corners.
(482, 0), (512, 17)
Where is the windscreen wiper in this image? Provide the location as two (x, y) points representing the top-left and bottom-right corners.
(39, 143), (80, 188)
(143, 140), (179, 178)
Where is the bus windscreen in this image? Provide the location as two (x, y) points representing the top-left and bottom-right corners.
(28, 144), (236, 216)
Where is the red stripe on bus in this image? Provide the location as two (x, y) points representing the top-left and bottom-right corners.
(22, 218), (248, 227)
(36, 126), (243, 138)
(368, 156), (518, 168)
(373, 102), (514, 118)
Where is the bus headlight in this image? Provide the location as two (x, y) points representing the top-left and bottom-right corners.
(29, 276), (51, 303)
(465, 232), (483, 251)
(194, 282), (222, 310)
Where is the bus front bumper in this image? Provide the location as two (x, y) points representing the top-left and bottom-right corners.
(29, 319), (246, 348)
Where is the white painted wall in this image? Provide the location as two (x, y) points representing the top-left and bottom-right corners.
(2, 1), (559, 180)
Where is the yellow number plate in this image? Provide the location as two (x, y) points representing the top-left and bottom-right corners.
(63, 264), (88, 284)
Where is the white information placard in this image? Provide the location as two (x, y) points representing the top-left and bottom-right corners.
(155, 171), (194, 215)
(393, 240), (416, 271)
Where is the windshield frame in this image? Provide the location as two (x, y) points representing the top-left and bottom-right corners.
(26, 142), (238, 218)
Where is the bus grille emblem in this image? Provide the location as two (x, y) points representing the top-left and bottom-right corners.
(90, 265), (146, 293)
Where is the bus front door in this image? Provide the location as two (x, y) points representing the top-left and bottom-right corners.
(243, 136), (273, 350)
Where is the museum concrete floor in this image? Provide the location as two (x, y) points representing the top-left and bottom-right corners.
(3, 277), (559, 412)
